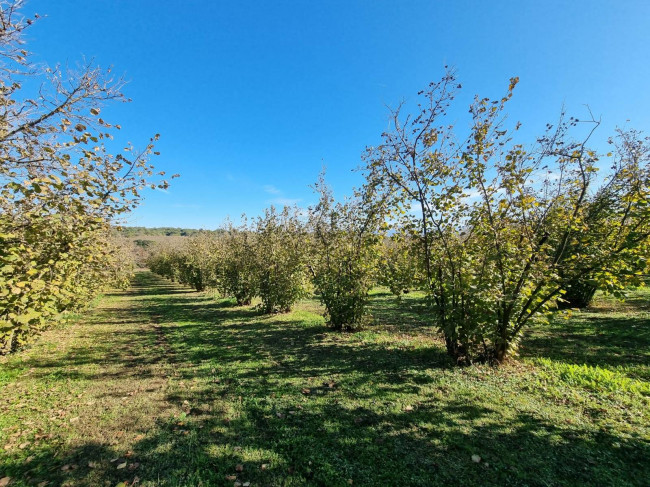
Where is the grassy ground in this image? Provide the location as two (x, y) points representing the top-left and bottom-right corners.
(0, 272), (648, 486)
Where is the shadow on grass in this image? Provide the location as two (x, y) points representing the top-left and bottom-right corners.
(520, 298), (650, 378)
(6, 397), (648, 486)
(367, 290), (438, 334)
(4, 272), (649, 486)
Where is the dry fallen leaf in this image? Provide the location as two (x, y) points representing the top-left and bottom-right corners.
(0, 477), (10, 487)
(225, 475), (237, 481)
(18, 442), (29, 449)
(471, 454), (481, 463)
(301, 388), (310, 395)
(235, 464), (244, 472)
(404, 405), (414, 412)
(260, 463), (268, 471)
(117, 461), (127, 469)
(242, 482), (250, 487)
(88, 461), (99, 468)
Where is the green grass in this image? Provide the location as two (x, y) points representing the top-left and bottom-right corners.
(0, 273), (648, 486)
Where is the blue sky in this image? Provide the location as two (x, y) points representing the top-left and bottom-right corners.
(24, 0), (650, 229)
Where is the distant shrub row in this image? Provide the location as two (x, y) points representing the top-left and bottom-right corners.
(147, 187), (394, 330)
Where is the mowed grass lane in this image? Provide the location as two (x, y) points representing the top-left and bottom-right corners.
(0, 271), (648, 486)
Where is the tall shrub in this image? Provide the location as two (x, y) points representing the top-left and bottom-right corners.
(218, 220), (259, 306)
(364, 72), (650, 363)
(0, 1), (169, 352)
(308, 176), (383, 330)
(255, 206), (308, 313)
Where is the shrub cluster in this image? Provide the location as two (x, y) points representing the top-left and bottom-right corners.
(148, 188), (383, 329)
(148, 208), (311, 311)
(0, 3), (166, 353)
(363, 71), (650, 363)
(1, 211), (135, 352)
(100, 72), (650, 366)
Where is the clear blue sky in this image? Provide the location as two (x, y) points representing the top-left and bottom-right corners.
(24, 0), (650, 229)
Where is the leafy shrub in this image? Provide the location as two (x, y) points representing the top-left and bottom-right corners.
(217, 221), (259, 306)
(308, 176), (383, 330)
(147, 235), (219, 292)
(255, 206), (308, 313)
(364, 72), (650, 363)
(0, 2), (166, 353)
(378, 234), (423, 299)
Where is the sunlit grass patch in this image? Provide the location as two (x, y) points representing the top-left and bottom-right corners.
(534, 358), (650, 396)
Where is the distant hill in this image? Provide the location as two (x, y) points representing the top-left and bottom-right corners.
(117, 227), (220, 237)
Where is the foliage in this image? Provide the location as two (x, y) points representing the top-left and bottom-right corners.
(145, 222), (261, 305)
(557, 278), (598, 309)
(557, 129), (650, 307)
(0, 1), (168, 352)
(255, 206), (309, 313)
(146, 234), (219, 292)
(177, 234), (220, 292)
(364, 70), (650, 363)
(216, 220), (259, 305)
(134, 239), (155, 248)
(307, 176), (383, 330)
(147, 244), (182, 282)
(378, 233), (423, 299)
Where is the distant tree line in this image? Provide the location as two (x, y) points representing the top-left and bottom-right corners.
(118, 227), (223, 237)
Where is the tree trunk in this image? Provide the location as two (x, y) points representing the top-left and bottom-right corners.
(493, 341), (509, 363)
(444, 334), (466, 364)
